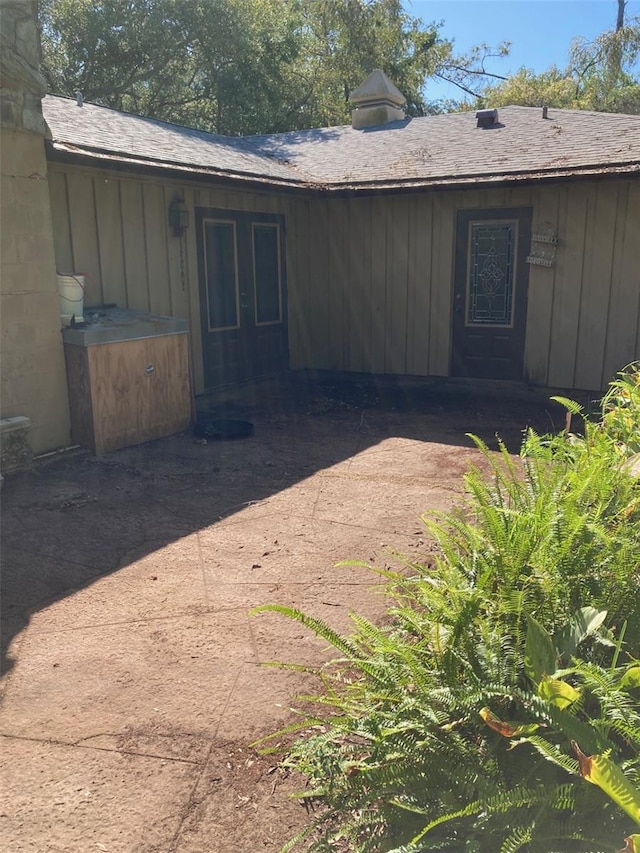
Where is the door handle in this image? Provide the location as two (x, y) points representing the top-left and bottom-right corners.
(454, 293), (463, 314)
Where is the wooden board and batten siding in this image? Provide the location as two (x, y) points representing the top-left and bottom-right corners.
(49, 161), (640, 394)
(292, 178), (640, 391)
(47, 163), (296, 394)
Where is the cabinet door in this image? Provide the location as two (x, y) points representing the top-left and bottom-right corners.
(137, 334), (192, 441)
(89, 334), (191, 453)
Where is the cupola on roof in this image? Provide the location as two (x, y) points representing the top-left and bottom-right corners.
(350, 69), (406, 129)
(350, 69), (406, 108)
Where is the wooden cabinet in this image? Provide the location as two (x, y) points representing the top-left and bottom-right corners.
(63, 311), (192, 454)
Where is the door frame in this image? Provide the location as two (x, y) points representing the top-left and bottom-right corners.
(195, 206), (288, 389)
(451, 206), (532, 380)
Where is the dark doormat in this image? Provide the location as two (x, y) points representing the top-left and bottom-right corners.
(193, 417), (254, 440)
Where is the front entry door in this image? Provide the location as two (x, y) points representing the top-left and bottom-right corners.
(196, 208), (288, 389)
(452, 207), (532, 380)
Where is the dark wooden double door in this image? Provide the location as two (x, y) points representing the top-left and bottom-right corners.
(452, 207), (532, 380)
(196, 208), (288, 389)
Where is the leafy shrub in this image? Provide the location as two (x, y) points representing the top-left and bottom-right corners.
(600, 363), (640, 457)
(254, 366), (640, 853)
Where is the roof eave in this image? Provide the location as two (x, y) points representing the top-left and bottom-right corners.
(46, 141), (315, 190)
(46, 141), (640, 195)
(324, 162), (640, 194)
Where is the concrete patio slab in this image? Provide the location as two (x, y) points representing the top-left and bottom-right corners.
(0, 374), (561, 852)
(1, 610), (254, 741)
(0, 736), (199, 853)
(26, 537), (210, 631)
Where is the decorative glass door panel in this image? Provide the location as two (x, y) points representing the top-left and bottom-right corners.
(467, 221), (517, 327)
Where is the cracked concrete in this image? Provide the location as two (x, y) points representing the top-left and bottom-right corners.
(0, 374), (560, 851)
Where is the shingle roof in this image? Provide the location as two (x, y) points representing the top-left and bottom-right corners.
(42, 95), (311, 185)
(43, 95), (640, 191)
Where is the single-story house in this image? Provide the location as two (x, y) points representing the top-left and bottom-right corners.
(41, 73), (640, 402)
(2, 12), (639, 458)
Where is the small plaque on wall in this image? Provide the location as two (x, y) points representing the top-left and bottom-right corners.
(527, 224), (559, 267)
(526, 255), (555, 267)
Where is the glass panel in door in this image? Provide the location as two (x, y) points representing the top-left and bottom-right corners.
(467, 221), (517, 326)
(203, 220), (239, 331)
(252, 223), (282, 325)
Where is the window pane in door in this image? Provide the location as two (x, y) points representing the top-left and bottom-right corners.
(203, 220), (238, 330)
(467, 221), (517, 325)
(253, 224), (281, 324)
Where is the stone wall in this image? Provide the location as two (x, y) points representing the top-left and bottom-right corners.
(0, 0), (71, 454)
(0, 0), (47, 133)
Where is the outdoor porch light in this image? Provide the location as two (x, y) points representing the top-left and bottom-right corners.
(168, 197), (189, 236)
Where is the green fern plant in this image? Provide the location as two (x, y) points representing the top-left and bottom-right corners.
(252, 369), (640, 852)
(253, 602), (639, 851)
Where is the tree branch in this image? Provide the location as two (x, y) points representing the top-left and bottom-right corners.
(441, 63), (508, 81)
(434, 72), (482, 99)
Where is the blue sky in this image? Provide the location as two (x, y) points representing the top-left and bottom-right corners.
(408, 0), (640, 99)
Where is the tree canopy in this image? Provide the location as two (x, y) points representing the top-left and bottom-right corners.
(477, 7), (640, 114)
(40, 0), (639, 131)
(39, 0), (509, 134)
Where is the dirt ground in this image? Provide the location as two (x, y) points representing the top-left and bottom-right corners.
(0, 373), (570, 852)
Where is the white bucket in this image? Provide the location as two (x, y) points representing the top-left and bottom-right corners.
(57, 274), (85, 324)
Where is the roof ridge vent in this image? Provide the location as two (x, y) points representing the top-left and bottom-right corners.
(351, 69), (406, 130)
(476, 108), (498, 128)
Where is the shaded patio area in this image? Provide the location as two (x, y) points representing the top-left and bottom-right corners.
(0, 374), (568, 852)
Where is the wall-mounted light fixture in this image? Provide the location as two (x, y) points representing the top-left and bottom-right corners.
(168, 197), (189, 237)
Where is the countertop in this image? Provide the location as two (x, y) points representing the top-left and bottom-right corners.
(61, 307), (189, 346)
